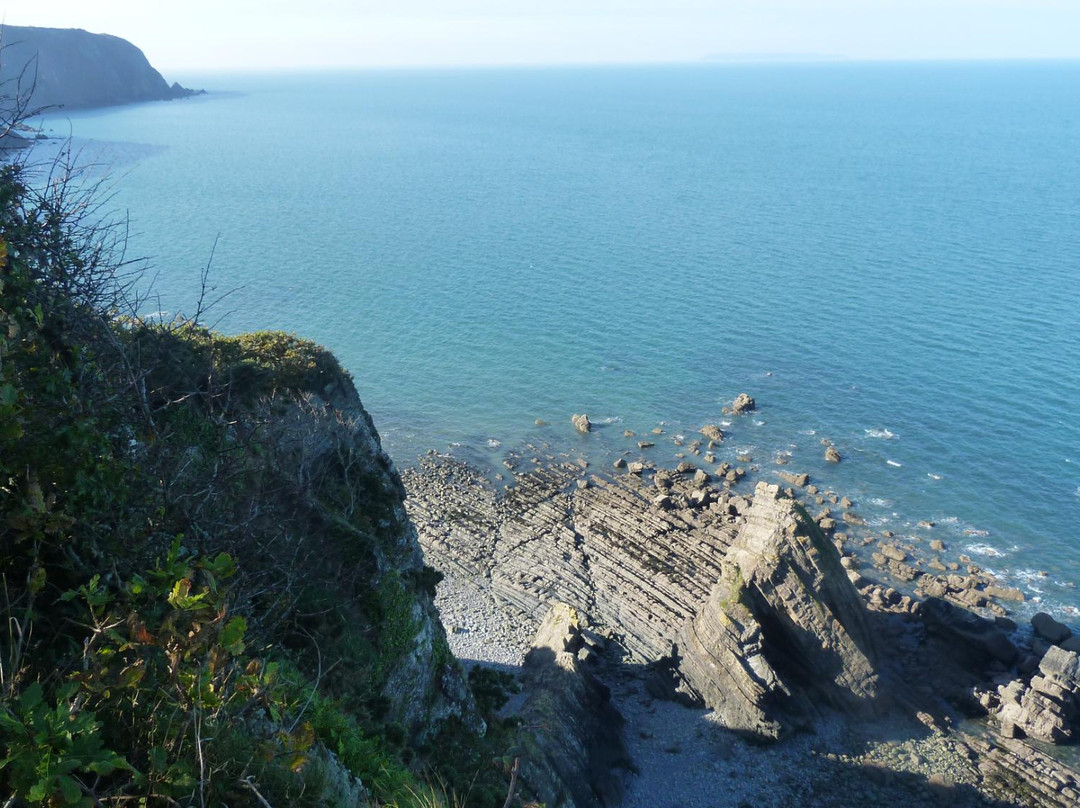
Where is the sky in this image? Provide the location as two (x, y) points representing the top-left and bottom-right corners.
(2, 1), (1079, 73)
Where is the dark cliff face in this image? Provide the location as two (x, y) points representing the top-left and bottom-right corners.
(0, 24), (193, 110)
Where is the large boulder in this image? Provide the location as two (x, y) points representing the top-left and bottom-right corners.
(699, 424), (725, 443)
(727, 393), (756, 414)
(572, 413), (592, 433)
(1032, 612), (1072, 644)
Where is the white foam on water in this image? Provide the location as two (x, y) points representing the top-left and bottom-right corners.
(865, 428), (897, 439)
(486, 439), (501, 448)
(966, 543), (1006, 558)
(799, 429), (817, 436)
(963, 528), (990, 537)
(673, 434), (685, 442)
(753, 420), (766, 426)
(940, 516), (961, 525)
(886, 459), (902, 467)
(868, 497), (893, 507)
(598, 416), (622, 424)
(927, 473), (943, 480)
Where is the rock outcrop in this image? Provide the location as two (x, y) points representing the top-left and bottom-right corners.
(572, 413), (592, 433)
(408, 460), (881, 742)
(725, 392), (756, 414)
(994, 646), (1080, 743)
(408, 452), (1080, 806)
(678, 484), (880, 739)
(0, 25), (197, 111)
(514, 604), (630, 808)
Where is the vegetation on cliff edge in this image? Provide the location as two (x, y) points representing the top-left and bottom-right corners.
(0, 136), (521, 806)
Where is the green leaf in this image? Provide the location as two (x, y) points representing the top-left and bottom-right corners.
(58, 774), (82, 804)
(220, 616), (247, 654)
(17, 681), (44, 714)
(202, 552), (236, 580)
(129, 573), (148, 595)
(0, 383), (16, 406)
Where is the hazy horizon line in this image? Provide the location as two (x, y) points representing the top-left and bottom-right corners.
(161, 54), (1080, 77)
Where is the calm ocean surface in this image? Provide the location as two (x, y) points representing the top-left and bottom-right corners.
(34, 62), (1080, 615)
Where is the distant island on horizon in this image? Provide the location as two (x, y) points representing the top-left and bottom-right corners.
(702, 51), (848, 63)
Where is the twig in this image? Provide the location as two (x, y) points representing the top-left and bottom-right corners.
(240, 777), (274, 808)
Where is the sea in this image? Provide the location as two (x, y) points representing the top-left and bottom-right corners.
(29, 61), (1080, 618)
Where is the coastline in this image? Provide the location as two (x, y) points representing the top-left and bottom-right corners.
(405, 439), (1080, 806)
(395, 403), (1079, 628)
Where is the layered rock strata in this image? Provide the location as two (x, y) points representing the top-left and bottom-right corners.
(408, 453), (1080, 806)
(407, 459), (880, 740)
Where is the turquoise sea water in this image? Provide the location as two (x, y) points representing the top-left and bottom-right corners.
(32, 62), (1080, 615)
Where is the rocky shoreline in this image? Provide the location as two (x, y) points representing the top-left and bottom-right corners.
(404, 402), (1080, 807)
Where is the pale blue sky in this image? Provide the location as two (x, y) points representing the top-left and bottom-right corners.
(2, 1), (1078, 72)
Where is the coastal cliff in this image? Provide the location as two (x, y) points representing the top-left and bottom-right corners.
(0, 25), (196, 111)
(0, 159), (506, 806)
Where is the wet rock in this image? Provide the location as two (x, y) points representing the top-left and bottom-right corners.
(879, 544), (907, 563)
(778, 471), (809, 487)
(700, 424), (724, 443)
(727, 393), (756, 414)
(613, 457), (626, 469)
(638, 441), (655, 449)
(825, 446), (842, 463)
(1032, 613), (1072, 644)
(985, 585), (1025, 603)
(572, 413), (592, 433)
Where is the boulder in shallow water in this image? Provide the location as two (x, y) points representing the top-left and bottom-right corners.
(825, 446), (842, 463)
(572, 413), (592, 433)
(700, 424), (725, 442)
(1032, 612), (1072, 644)
(727, 393), (756, 414)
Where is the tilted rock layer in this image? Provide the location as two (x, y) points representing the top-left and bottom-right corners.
(407, 459), (881, 741)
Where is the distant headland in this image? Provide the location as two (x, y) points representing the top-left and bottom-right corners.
(0, 24), (202, 118)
